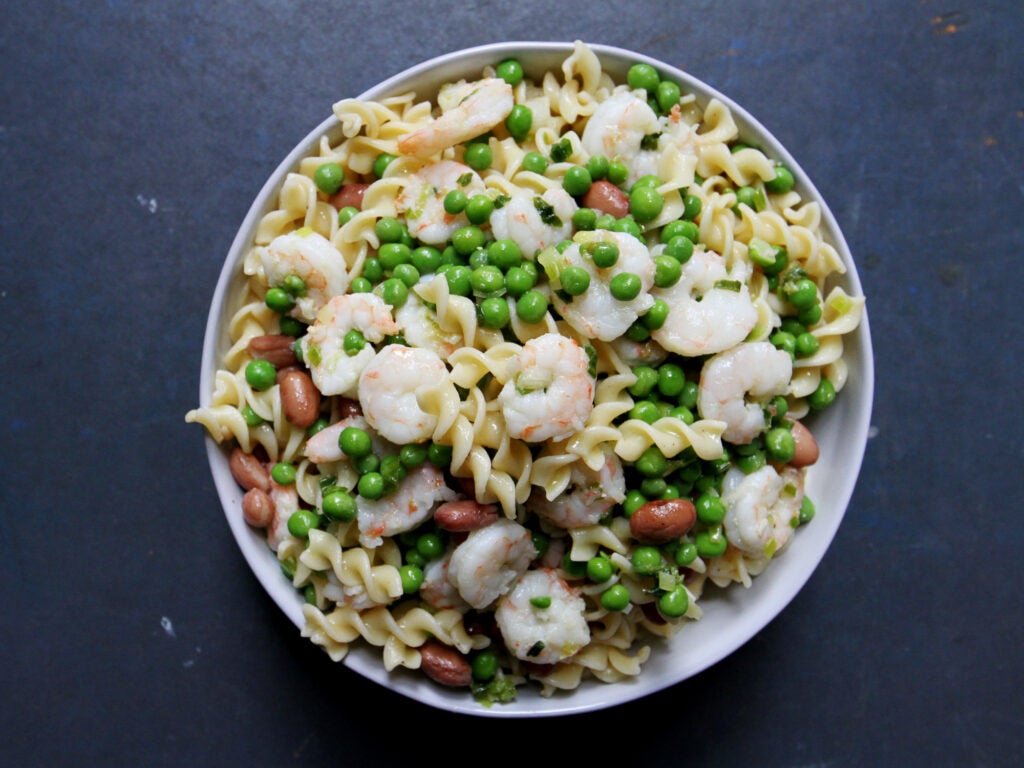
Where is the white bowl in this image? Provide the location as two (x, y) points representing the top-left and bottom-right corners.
(198, 41), (874, 717)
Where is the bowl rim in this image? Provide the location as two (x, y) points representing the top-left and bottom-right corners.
(198, 40), (874, 718)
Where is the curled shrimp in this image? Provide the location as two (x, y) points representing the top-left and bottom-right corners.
(650, 249), (758, 357)
(580, 90), (661, 185)
(489, 188), (576, 258)
(531, 452), (626, 529)
(299, 293), (401, 397)
(358, 344), (452, 444)
(256, 229), (350, 323)
(397, 77), (514, 158)
(356, 463), (456, 548)
(495, 568), (590, 664)
(446, 518), (537, 610)
(394, 288), (463, 358)
(697, 341), (792, 444)
(419, 546), (471, 612)
(721, 464), (804, 560)
(394, 160), (485, 245)
(548, 229), (656, 342)
(497, 333), (596, 443)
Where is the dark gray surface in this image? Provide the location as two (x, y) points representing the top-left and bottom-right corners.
(3, 1), (1022, 764)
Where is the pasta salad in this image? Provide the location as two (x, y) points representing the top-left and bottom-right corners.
(187, 41), (865, 705)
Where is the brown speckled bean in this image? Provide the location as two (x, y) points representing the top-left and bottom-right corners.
(329, 183), (368, 211)
(629, 498), (697, 544)
(581, 180), (630, 218)
(279, 369), (320, 428)
(418, 641), (472, 687)
(229, 447), (270, 491)
(788, 419), (820, 467)
(247, 334), (297, 368)
(433, 500), (499, 532)
(242, 487), (275, 528)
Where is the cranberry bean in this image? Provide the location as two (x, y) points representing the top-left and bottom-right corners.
(788, 419), (820, 467)
(241, 488), (275, 528)
(581, 180), (630, 218)
(433, 500), (499, 532)
(418, 641), (472, 687)
(329, 183), (368, 211)
(279, 369), (321, 428)
(229, 447), (270, 491)
(629, 498), (697, 544)
(247, 334), (297, 368)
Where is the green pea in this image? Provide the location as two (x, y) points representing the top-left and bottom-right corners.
(561, 551), (587, 579)
(549, 137), (572, 163)
(695, 493), (725, 525)
(586, 555), (614, 583)
(682, 193), (702, 220)
(765, 164), (795, 195)
(411, 246), (442, 274)
(595, 213), (617, 230)
(471, 649), (499, 681)
(348, 276), (371, 294)
(662, 219), (700, 244)
(794, 332), (820, 358)
(587, 241), (619, 268)
(378, 242), (411, 270)
(735, 185), (766, 212)
(306, 417), (329, 437)
(278, 315), (306, 338)
(380, 454), (407, 487)
(656, 79), (681, 112)
(280, 274), (306, 297)
(631, 545), (663, 575)
(464, 142), (492, 171)
(653, 255), (682, 288)
(662, 237), (693, 267)
(495, 58), (524, 86)
(427, 442), (453, 468)
(764, 427), (796, 463)
(607, 161), (629, 186)
(627, 62), (660, 92)
(657, 584), (690, 617)
(678, 380), (699, 410)
(609, 272), (642, 301)
(657, 363), (686, 397)
(465, 194), (494, 224)
(798, 302), (823, 327)
(670, 405), (695, 424)
(443, 188), (468, 215)
(375, 216), (404, 243)
(241, 405), (264, 426)
(780, 316), (807, 336)
(641, 298), (670, 330)
(245, 359), (276, 391)
(571, 207), (597, 231)
(342, 328), (366, 355)
(470, 265), (505, 296)
(674, 540), (698, 566)
(531, 531), (550, 559)
(522, 151), (548, 174)
(516, 290), (548, 323)
(416, 532), (445, 560)
(785, 278), (819, 310)
(504, 266), (534, 297)
(313, 162), (345, 194)
(696, 526), (728, 558)
(479, 296), (511, 329)
(398, 443), (428, 469)
(640, 477), (668, 498)
(771, 330), (797, 357)
(404, 549), (427, 567)
(562, 165), (592, 197)
(337, 205), (359, 226)
(373, 152), (396, 179)
(487, 238), (523, 270)
(361, 257), (384, 283)
(444, 265), (473, 296)
(264, 287), (294, 314)
(338, 426), (372, 458)
(628, 365), (659, 397)
(379, 277), (408, 307)
(559, 265), (591, 296)
(398, 563), (424, 594)
(799, 495), (816, 524)
(629, 400), (661, 424)
(612, 215), (644, 241)
(357, 471), (385, 500)
(505, 103), (532, 141)
(635, 445), (668, 478)
(452, 225), (486, 255)
(630, 185), (664, 223)
(808, 378), (836, 410)
(321, 489), (356, 522)
(269, 462), (295, 486)
(600, 583), (632, 611)
(736, 450), (766, 474)
(287, 508), (320, 538)
(586, 154), (610, 180)
(468, 248), (491, 270)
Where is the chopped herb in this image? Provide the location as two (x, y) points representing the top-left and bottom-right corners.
(534, 196), (563, 227)
(493, 193), (511, 209)
(457, 173), (473, 186)
(527, 641), (546, 657)
(585, 343), (598, 378)
(714, 279), (742, 292)
(550, 138), (572, 163)
(530, 596), (552, 609)
(641, 132), (661, 151)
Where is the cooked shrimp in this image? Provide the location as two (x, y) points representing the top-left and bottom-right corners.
(394, 290), (463, 358)
(650, 249), (758, 357)
(358, 344), (451, 444)
(497, 333), (595, 443)
(265, 481), (300, 552)
(255, 229), (349, 323)
(300, 293), (401, 397)
(580, 91), (661, 185)
(721, 464), (804, 559)
(609, 335), (668, 368)
(697, 341), (792, 444)
(397, 77), (514, 158)
(446, 518), (537, 610)
(305, 412), (385, 464)
(489, 187), (576, 258)
(549, 230), (656, 342)
(419, 546), (471, 612)
(531, 452), (625, 529)
(495, 568), (590, 664)
(356, 463), (456, 548)
(394, 160), (485, 245)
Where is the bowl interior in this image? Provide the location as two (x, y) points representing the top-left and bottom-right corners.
(199, 41), (874, 717)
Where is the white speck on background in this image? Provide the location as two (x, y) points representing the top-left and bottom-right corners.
(136, 194), (158, 213)
(868, 425), (879, 439)
(160, 616), (176, 638)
